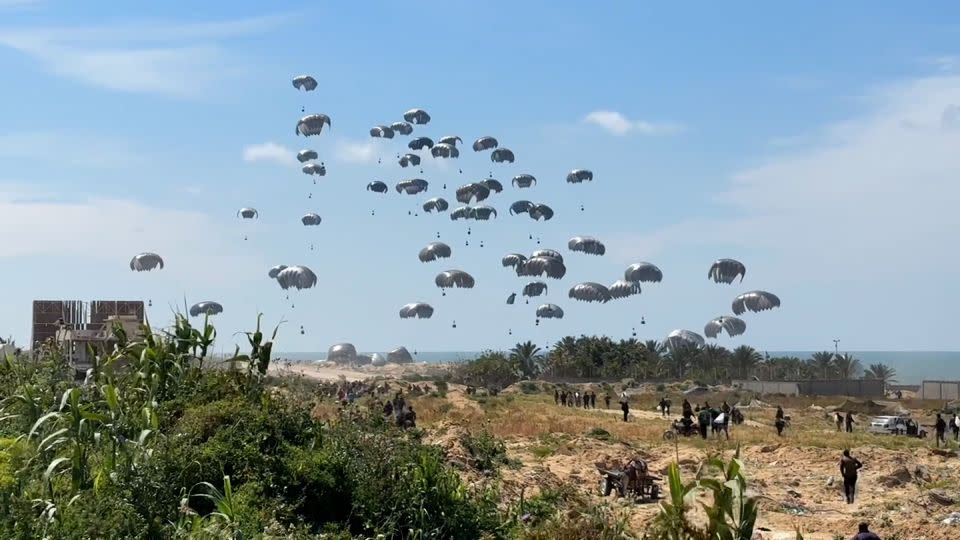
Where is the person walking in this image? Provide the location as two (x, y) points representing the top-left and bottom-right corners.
(852, 522), (881, 540)
(845, 411), (856, 433)
(697, 407), (711, 439)
(952, 413), (959, 442)
(835, 412), (844, 432)
(554, 389), (559, 405)
(935, 413), (947, 447)
(590, 391), (596, 409)
(840, 449), (863, 504)
(620, 392), (629, 422)
(604, 394), (611, 409)
(659, 396), (669, 417)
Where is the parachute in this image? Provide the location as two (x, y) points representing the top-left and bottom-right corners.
(708, 259), (747, 284)
(418, 242), (452, 262)
(130, 253), (163, 272)
(704, 316), (746, 338)
(296, 114), (331, 136)
(189, 301), (223, 317)
(292, 75), (318, 91)
(731, 291), (781, 315)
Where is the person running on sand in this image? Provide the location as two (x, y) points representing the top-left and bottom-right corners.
(713, 411), (729, 439)
(852, 522), (880, 540)
(840, 449), (863, 504)
(935, 413), (947, 447)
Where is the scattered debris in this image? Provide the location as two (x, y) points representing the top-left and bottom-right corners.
(942, 512), (960, 525)
(929, 490), (957, 506)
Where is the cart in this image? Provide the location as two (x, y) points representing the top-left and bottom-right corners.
(597, 459), (661, 502)
(663, 419), (699, 441)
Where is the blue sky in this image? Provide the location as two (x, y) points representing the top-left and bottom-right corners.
(1, 1), (958, 354)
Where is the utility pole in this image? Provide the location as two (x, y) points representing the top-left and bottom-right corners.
(833, 339), (840, 359)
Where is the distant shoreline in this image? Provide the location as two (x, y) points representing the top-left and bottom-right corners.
(274, 350), (960, 385)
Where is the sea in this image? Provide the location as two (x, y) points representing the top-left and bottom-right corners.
(276, 350), (960, 385)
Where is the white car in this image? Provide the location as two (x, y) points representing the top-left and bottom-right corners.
(868, 415), (909, 434)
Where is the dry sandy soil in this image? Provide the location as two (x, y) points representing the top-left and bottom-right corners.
(277, 365), (960, 539)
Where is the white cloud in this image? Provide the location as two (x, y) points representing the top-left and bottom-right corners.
(0, 131), (141, 168)
(0, 188), (257, 281)
(334, 139), (378, 164)
(0, 15), (287, 97)
(609, 74), (960, 281)
(583, 110), (683, 136)
(242, 142), (296, 167)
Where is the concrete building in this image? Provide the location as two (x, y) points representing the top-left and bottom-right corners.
(32, 300), (145, 378)
(919, 380), (960, 401)
(733, 378), (885, 398)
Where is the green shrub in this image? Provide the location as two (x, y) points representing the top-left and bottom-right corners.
(519, 381), (540, 394)
(463, 429), (509, 473)
(587, 427), (613, 441)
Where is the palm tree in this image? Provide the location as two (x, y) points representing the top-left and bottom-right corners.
(832, 353), (862, 380)
(864, 363), (897, 392)
(731, 345), (762, 379)
(698, 344), (731, 383)
(810, 351), (835, 379)
(510, 341), (543, 379)
(643, 340), (666, 378)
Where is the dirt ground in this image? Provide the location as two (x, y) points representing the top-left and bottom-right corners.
(280, 366), (960, 539)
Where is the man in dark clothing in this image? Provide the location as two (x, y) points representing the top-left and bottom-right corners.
(590, 391), (596, 408)
(852, 522), (881, 540)
(935, 413), (947, 447)
(775, 405), (784, 421)
(554, 389), (560, 405)
(682, 399), (692, 418)
(835, 412), (844, 432)
(664, 398), (671, 416)
(775, 417), (786, 436)
(659, 397), (669, 417)
(604, 394), (611, 409)
(697, 408), (711, 439)
(845, 411), (855, 433)
(620, 397), (629, 422)
(721, 401), (730, 416)
(840, 449), (863, 504)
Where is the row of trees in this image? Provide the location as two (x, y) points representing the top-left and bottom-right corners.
(485, 336), (897, 387)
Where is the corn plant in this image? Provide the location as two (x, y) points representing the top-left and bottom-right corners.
(183, 475), (242, 539)
(696, 446), (763, 540)
(231, 313), (281, 379)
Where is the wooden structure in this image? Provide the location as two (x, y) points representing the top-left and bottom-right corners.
(32, 300), (145, 377)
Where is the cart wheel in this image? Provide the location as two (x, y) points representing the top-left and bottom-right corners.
(663, 430), (676, 441)
(602, 477), (614, 496)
